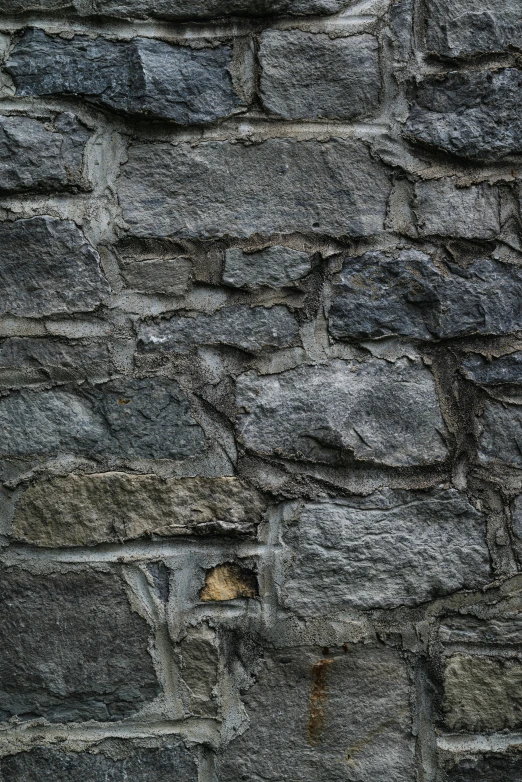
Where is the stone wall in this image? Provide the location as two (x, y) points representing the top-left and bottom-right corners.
(0, 1), (521, 780)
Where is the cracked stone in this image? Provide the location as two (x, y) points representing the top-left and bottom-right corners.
(426, 0), (522, 57)
(223, 246), (311, 289)
(478, 400), (522, 467)
(413, 180), (501, 239)
(200, 562), (258, 601)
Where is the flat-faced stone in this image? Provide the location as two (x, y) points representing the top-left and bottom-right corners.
(405, 69), (522, 161)
(443, 654), (522, 731)
(180, 627), (219, 717)
(217, 646), (416, 782)
(440, 750), (522, 782)
(13, 473), (264, 546)
(223, 246), (311, 289)
(91, 0), (349, 21)
(0, 217), (109, 317)
(259, 31), (380, 120)
(0, 0), (76, 9)
(280, 488), (490, 612)
(440, 615), (522, 646)
(236, 358), (448, 467)
(0, 567), (159, 722)
(462, 352), (522, 385)
(329, 250), (522, 340)
(478, 400), (522, 467)
(121, 257), (192, 295)
(426, 0), (522, 57)
(7, 29), (241, 125)
(118, 139), (390, 239)
(138, 305), (299, 354)
(413, 180), (501, 239)
(0, 337), (110, 385)
(0, 378), (205, 460)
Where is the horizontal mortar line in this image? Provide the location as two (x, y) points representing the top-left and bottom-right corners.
(437, 732), (522, 754)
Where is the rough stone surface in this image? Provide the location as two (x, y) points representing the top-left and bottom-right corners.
(138, 305), (299, 354)
(461, 352), (522, 385)
(478, 401), (522, 466)
(413, 180), (501, 238)
(259, 31), (380, 120)
(0, 567), (159, 722)
(236, 358), (448, 467)
(443, 654), (522, 731)
(405, 69), (522, 161)
(280, 489), (490, 612)
(120, 257), (192, 295)
(92, 0), (349, 21)
(7, 30), (241, 124)
(0, 217), (110, 317)
(200, 562), (258, 601)
(0, 378), (205, 460)
(223, 246), (311, 289)
(217, 646), (416, 782)
(425, 0), (522, 57)
(0, 337), (110, 385)
(440, 751), (522, 782)
(329, 250), (522, 340)
(0, 0), (75, 9)
(13, 473), (264, 545)
(118, 139), (390, 239)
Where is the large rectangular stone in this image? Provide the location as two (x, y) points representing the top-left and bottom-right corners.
(478, 400), (522, 467)
(0, 337), (111, 386)
(236, 358), (448, 467)
(413, 180), (501, 239)
(280, 488), (490, 612)
(91, 0), (349, 21)
(118, 139), (390, 239)
(426, 0), (522, 57)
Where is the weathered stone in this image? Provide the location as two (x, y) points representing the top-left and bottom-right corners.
(7, 29), (241, 124)
(0, 0), (75, 9)
(440, 750), (522, 782)
(478, 400), (522, 467)
(223, 246), (311, 289)
(13, 473), (264, 546)
(0, 113), (89, 193)
(0, 567), (159, 722)
(405, 69), (522, 161)
(236, 358), (448, 467)
(259, 31), (380, 120)
(462, 352), (522, 385)
(180, 627), (219, 717)
(138, 305), (299, 354)
(217, 646), (416, 782)
(121, 257), (192, 295)
(0, 337), (110, 385)
(200, 562), (258, 601)
(0, 378), (205, 460)
(440, 615), (522, 646)
(426, 0), (522, 57)
(0, 744), (196, 781)
(119, 139), (390, 239)
(0, 217), (109, 317)
(443, 654), (522, 731)
(413, 180), (500, 239)
(329, 250), (522, 340)
(92, 0), (349, 21)
(280, 488), (490, 612)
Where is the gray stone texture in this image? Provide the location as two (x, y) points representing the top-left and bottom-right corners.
(0, 745), (197, 782)
(121, 257), (192, 295)
(440, 751), (522, 782)
(0, 337), (110, 385)
(0, 378), (205, 460)
(118, 139), (391, 239)
(406, 69), (522, 162)
(259, 31), (380, 120)
(223, 246), (311, 289)
(425, 0), (522, 57)
(7, 29), (241, 125)
(236, 358), (448, 467)
(461, 352), (522, 385)
(280, 489), (490, 612)
(0, 113), (90, 194)
(0, 0), (75, 9)
(138, 305), (299, 354)
(329, 250), (522, 340)
(91, 0), (349, 21)
(413, 180), (501, 239)
(13, 473), (264, 546)
(0, 217), (110, 318)
(217, 646), (416, 782)
(478, 401), (522, 467)
(0, 567), (159, 722)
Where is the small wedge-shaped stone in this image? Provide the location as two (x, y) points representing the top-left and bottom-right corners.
(7, 29), (241, 124)
(426, 0), (522, 57)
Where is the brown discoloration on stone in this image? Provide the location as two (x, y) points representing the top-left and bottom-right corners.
(308, 658), (334, 746)
(199, 562), (258, 602)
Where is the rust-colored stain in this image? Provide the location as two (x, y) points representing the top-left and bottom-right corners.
(118, 398), (131, 405)
(307, 658), (334, 746)
(199, 562), (258, 602)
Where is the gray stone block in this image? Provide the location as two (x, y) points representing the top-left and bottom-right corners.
(138, 305), (299, 354)
(0, 567), (159, 722)
(0, 217), (109, 318)
(405, 69), (522, 161)
(440, 751), (522, 782)
(0, 0), (76, 9)
(280, 489), (490, 612)
(119, 138), (390, 239)
(478, 401), (522, 467)
(223, 246), (311, 289)
(217, 646), (416, 782)
(259, 31), (380, 120)
(413, 180), (501, 239)
(236, 358), (448, 467)
(91, 0), (349, 21)
(121, 257), (192, 295)
(329, 250), (522, 340)
(426, 0), (522, 57)
(461, 352), (522, 385)
(0, 338), (111, 386)
(7, 29), (241, 124)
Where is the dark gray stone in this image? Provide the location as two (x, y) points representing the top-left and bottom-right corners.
(0, 567), (159, 722)
(0, 0), (76, 9)
(0, 217), (110, 317)
(259, 31), (380, 120)
(91, 0), (349, 21)
(0, 378), (205, 460)
(413, 180), (500, 238)
(478, 401), (522, 467)
(440, 751), (522, 782)
(440, 615), (522, 646)
(280, 489), (490, 612)
(7, 29), (241, 125)
(223, 246), (311, 289)
(138, 305), (299, 354)
(217, 646), (416, 782)
(0, 337), (111, 385)
(236, 358), (448, 467)
(405, 69), (522, 161)
(0, 745), (197, 782)
(121, 257), (192, 295)
(119, 139), (390, 239)
(329, 250), (522, 340)
(462, 352), (522, 385)
(0, 113), (90, 194)
(426, 0), (522, 57)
